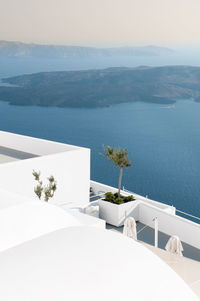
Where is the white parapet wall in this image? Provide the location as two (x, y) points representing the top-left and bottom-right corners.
(90, 180), (175, 212)
(139, 203), (200, 250)
(0, 131), (90, 206)
(91, 180), (200, 250)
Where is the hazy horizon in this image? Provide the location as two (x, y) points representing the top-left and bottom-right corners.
(2, 39), (200, 52)
(1, 0), (200, 47)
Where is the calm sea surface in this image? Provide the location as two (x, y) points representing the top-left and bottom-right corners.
(0, 58), (200, 220)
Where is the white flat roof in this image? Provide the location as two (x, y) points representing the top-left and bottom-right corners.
(0, 146), (37, 164)
(0, 153), (18, 164)
(0, 130), (87, 157)
(0, 226), (198, 301)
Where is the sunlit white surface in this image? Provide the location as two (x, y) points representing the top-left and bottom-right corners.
(0, 188), (33, 209)
(0, 201), (81, 251)
(0, 227), (198, 301)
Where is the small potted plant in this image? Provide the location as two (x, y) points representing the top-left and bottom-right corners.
(104, 192), (135, 205)
(33, 170), (57, 202)
(98, 146), (138, 226)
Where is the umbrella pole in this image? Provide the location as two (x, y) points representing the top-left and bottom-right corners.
(153, 217), (158, 248)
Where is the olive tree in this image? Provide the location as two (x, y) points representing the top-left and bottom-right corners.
(103, 146), (131, 197)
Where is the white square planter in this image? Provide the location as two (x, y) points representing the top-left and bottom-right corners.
(98, 199), (139, 227)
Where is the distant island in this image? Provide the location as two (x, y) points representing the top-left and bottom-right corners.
(1, 66), (200, 108)
(0, 40), (174, 59)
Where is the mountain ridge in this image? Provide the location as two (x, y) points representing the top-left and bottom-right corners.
(0, 40), (174, 59)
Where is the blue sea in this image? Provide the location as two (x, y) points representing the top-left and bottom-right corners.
(0, 57), (200, 220)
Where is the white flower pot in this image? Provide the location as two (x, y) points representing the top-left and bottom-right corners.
(98, 199), (139, 227)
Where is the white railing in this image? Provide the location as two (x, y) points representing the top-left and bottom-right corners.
(176, 209), (200, 224)
(90, 192), (105, 202)
(123, 187), (171, 210)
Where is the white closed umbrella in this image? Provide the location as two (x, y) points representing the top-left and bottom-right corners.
(165, 235), (184, 256)
(123, 217), (137, 240)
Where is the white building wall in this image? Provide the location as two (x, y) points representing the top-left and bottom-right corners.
(0, 148), (90, 206)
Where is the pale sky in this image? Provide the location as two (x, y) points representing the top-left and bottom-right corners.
(0, 0), (200, 46)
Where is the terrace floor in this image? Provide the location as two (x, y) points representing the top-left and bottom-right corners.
(0, 146), (37, 164)
(144, 242), (200, 298)
(106, 222), (200, 262)
(107, 223), (200, 298)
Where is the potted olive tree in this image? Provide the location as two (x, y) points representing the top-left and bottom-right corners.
(98, 146), (138, 227)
